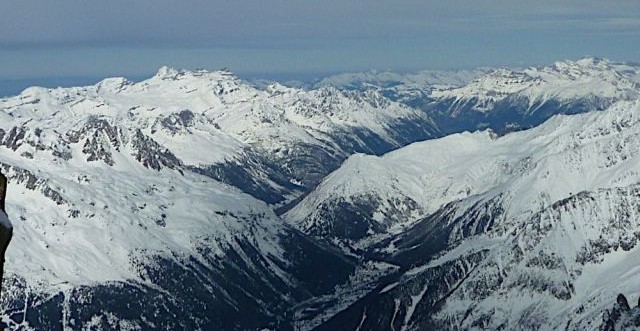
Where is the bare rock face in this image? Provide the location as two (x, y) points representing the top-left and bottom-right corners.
(0, 172), (5, 212)
(0, 172), (13, 300)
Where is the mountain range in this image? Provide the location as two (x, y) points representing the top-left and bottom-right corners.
(1, 57), (639, 330)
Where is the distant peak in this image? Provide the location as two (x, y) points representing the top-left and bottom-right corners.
(576, 56), (610, 66)
(317, 85), (341, 93)
(96, 77), (132, 92)
(153, 66), (241, 84)
(484, 67), (517, 77)
(266, 82), (294, 95)
(155, 66), (182, 80)
(552, 57), (611, 71)
(217, 67), (234, 75)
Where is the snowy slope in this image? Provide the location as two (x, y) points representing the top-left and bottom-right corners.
(289, 99), (640, 330)
(0, 152), (355, 330)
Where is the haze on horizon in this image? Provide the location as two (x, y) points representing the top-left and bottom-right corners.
(1, 0), (639, 96)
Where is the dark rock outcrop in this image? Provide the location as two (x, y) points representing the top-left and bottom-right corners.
(0, 172), (13, 301)
(600, 294), (640, 331)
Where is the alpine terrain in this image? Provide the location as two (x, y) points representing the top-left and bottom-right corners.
(0, 57), (639, 330)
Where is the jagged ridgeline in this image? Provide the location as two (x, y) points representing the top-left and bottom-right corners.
(0, 58), (638, 330)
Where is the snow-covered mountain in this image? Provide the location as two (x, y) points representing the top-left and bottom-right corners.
(0, 67), (438, 208)
(322, 58), (640, 136)
(0, 156), (354, 330)
(3, 58), (640, 330)
(287, 99), (640, 330)
(314, 69), (485, 92)
(0, 70), (376, 329)
(426, 58), (640, 133)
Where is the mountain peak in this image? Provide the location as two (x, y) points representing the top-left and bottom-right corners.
(150, 66), (242, 90)
(265, 82), (295, 95)
(575, 56), (610, 67)
(550, 57), (612, 72)
(155, 66), (182, 80)
(96, 77), (132, 93)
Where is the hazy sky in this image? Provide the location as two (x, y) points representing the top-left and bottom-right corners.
(1, 0), (639, 85)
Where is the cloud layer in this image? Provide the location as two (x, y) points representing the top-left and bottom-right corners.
(1, 0), (639, 79)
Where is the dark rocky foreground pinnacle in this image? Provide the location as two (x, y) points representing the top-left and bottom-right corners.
(0, 172), (13, 302)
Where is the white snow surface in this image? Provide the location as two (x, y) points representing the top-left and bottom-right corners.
(3, 60), (640, 328)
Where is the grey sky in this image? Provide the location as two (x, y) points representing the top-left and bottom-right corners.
(1, 0), (639, 85)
